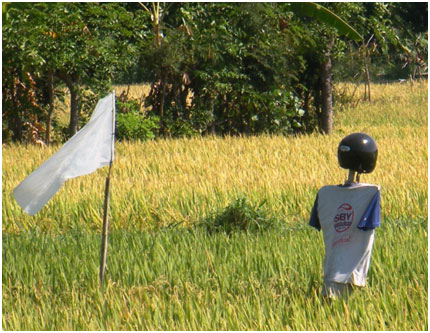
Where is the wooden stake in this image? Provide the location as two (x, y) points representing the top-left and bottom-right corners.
(99, 91), (115, 287)
(99, 164), (112, 286)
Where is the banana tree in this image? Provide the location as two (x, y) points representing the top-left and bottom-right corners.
(138, 2), (177, 134)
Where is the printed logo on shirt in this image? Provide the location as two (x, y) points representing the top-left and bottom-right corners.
(333, 203), (354, 232)
(332, 235), (352, 247)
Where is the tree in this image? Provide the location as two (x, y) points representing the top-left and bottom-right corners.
(130, 2), (365, 137)
(3, 3), (426, 142)
(176, 3), (307, 136)
(362, 3), (428, 81)
(289, 2), (363, 134)
(2, 3), (49, 143)
(3, 3), (144, 141)
(137, 2), (192, 135)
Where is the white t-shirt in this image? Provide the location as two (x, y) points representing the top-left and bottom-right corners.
(309, 183), (380, 287)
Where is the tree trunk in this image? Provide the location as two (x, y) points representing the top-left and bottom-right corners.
(160, 70), (167, 118)
(45, 70), (54, 145)
(8, 80), (22, 142)
(364, 54), (371, 102)
(10, 97), (23, 142)
(210, 99), (216, 135)
(68, 86), (79, 137)
(158, 70), (168, 135)
(59, 72), (80, 137)
(320, 39), (334, 134)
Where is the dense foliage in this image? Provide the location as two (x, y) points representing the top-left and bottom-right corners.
(2, 2), (427, 143)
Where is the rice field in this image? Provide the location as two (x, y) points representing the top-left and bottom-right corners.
(2, 80), (428, 330)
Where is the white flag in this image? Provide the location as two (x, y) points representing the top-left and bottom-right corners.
(13, 92), (115, 215)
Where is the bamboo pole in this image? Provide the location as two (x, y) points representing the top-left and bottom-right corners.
(99, 165), (112, 286)
(99, 91), (115, 287)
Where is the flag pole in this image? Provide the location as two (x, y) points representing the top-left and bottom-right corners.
(99, 91), (115, 287)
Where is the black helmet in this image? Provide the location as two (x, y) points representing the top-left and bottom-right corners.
(337, 133), (378, 173)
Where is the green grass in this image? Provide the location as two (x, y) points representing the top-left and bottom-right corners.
(3, 219), (427, 330)
(2, 80), (428, 330)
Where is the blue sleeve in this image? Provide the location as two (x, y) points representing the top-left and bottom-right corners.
(357, 191), (380, 230)
(308, 194), (321, 231)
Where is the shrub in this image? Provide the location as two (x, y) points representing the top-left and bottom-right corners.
(202, 197), (278, 235)
(115, 98), (159, 141)
(162, 118), (199, 138)
(115, 112), (159, 141)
